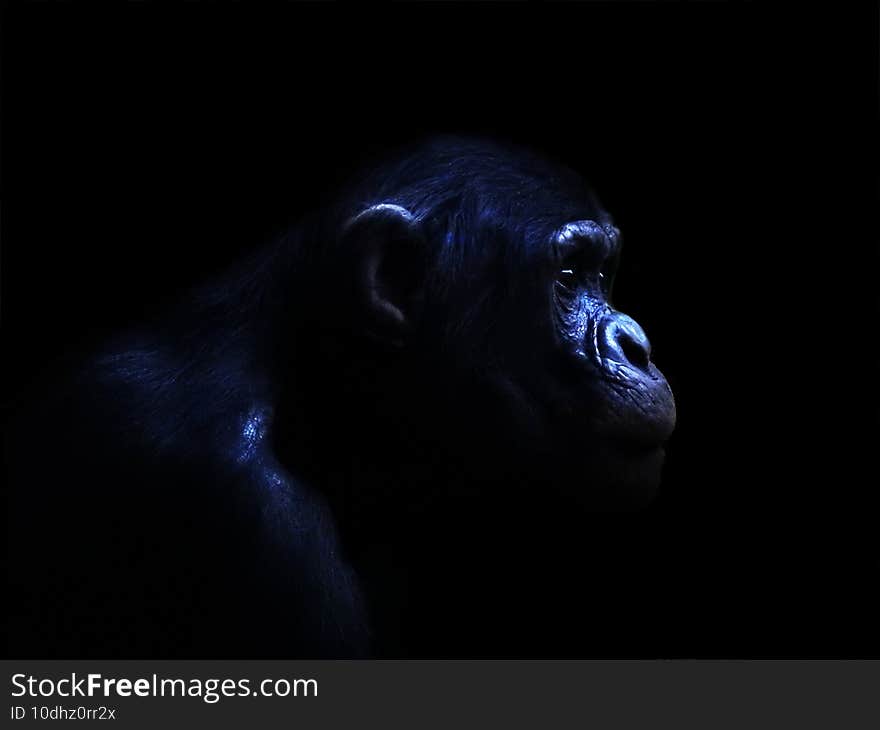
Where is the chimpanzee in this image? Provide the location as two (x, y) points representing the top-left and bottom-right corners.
(7, 137), (675, 657)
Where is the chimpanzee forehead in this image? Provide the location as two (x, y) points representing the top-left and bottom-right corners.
(469, 184), (612, 263)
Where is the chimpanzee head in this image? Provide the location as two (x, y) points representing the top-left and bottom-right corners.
(289, 137), (675, 518)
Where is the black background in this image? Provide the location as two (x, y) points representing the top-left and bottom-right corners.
(3, 2), (878, 657)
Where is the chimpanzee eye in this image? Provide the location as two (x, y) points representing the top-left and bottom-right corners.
(558, 266), (579, 288)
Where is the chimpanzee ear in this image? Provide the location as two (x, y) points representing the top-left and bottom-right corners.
(339, 203), (427, 344)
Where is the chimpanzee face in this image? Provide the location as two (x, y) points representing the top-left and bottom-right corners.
(445, 212), (676, 508)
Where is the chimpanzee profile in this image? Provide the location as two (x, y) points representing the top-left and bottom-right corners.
(8, 137), (675, 657)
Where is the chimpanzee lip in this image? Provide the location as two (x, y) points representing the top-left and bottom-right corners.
(597, 415), (674, 450)
(563, 405), (674, 452)
(602, 436), (666, 459)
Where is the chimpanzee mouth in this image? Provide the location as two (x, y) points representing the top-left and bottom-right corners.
(587, 410), (674, 453)
(599, 393), (676, 446)
(601, 437), (666, 463)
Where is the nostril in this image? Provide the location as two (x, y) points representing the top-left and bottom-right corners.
(597, 312), (653, 373)
(619, 331), (651, 372)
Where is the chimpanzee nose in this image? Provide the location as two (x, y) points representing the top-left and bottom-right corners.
(597, 311), (652, 373)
